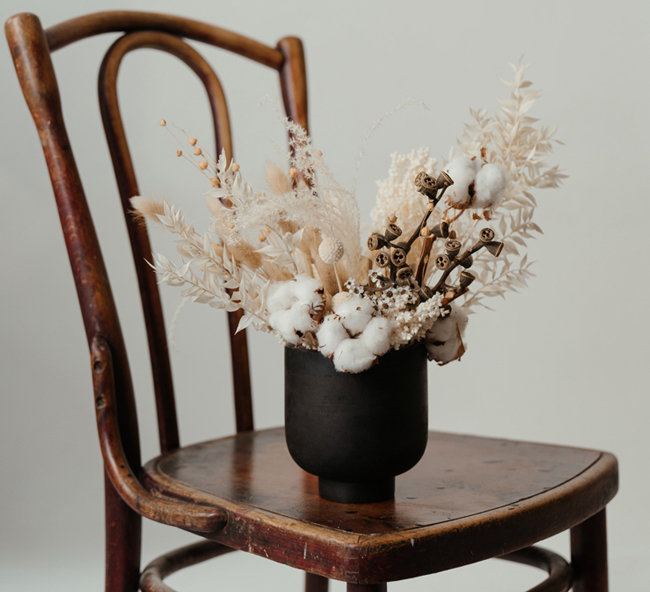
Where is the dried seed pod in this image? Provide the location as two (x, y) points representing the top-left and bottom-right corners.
(319, 236), (344, 264)
(437, 171), (453, 189)
(485, 241), (504, 257)
(414, 172), (438, 197)
(479, 228), (495, 243)
(375, 252), (390, 268)
(367, 233), (387, 251)
(429, 221), (450, 238)
(390, 247), (407, 267)
(459, 270), (476, 288)
(384, 223), (403, 242)
(435, 253), (451, 270)
(417, 286), (434, 301)
(459, 255), (473, 268)
(396, 266), (413, 285)
(444, 239), (462, 259)
(420, 226), (431, 237)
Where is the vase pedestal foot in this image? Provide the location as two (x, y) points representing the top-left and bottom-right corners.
(318, 477), (395, 503)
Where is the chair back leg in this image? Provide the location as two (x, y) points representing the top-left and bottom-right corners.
(305, 573), (329, 592)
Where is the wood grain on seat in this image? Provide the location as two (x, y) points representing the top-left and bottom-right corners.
(143, 429), (617, 583)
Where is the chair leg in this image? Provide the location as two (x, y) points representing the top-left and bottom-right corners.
(104, 473), (142, 592)
(305, 572), (329, 592)
(347, 585), (387, 592)
(570, 508), (608, 592)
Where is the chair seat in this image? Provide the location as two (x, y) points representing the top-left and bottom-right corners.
(142, 428), (617, 584)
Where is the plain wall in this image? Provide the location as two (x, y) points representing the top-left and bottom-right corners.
(1, 0), (648, 590)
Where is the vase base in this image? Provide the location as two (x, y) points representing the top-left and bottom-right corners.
(318, 477), (395, 503)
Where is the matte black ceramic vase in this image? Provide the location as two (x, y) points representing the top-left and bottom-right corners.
(284, 343), (428, 503)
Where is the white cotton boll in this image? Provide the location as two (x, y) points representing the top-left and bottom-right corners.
(425, 308), (469, 364)
(331, 291), (353, 309)
(316, 314), (349, 358)
(269, 310), (300, 344)
(444, 156), (480, 208)
(288, 303), (318, 334)
(267, 281), (298, 314)
(333, 339), (377, 373)
(474, 163), (507, 209)
(269, 304), (316, 345)
(292, 275), (325, 309)
(358, 316), (394, 356)
(332, 294), (374, 336)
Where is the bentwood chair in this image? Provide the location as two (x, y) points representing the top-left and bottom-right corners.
(6, 10), (618, 592)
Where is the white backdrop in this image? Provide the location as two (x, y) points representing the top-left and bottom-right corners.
(1, 1), (648, 590)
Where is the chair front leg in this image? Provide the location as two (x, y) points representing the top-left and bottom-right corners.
(570, 508), (608, 592)
(105, 473), (141, 592)
(305, 572), (329, 592)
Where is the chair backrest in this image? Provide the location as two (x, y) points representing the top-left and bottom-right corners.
(5, 11), (308, 475)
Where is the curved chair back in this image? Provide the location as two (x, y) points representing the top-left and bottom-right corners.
(5, 11), (308, 464)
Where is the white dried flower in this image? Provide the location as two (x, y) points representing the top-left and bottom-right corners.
(316, 314), (349, 358)
(474, 163), (507, 210)
(332, 293), (374, 336)
(269, 304), (316, 345)
(358, 316), (394, 356)
(425, 307), (468, 365)
(333, 338), (376, 373)
(444, 156), (480, 208)
(318, 236), (344, 265)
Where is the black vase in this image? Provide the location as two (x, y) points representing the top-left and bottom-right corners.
(284, 343), (428, 503)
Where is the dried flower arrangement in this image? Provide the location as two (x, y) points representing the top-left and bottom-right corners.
(133, 61), (564, 374)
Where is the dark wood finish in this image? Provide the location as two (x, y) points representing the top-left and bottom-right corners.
(305, 573), (329, 592)
(142, 428), (617, 583)
(499, 546), (572, 592)
(5, 9), (308, 592)
(571, 509), (609, 592)
(140, 541), (235, 592)
(6, 9), (616, 592)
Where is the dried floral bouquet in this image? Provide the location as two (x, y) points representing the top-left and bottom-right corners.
(133, 61), (564, 374)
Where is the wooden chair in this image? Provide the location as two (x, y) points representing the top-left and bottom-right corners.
(5, 11), (618, 592)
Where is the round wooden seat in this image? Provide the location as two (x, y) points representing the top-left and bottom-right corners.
(142, 428), (618, 584)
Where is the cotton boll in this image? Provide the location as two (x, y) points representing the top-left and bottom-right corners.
(292, 275), (326, 309)
(269, 304), (317, 345)
(332, 294), (374, 336)
(316, 314), (349, 358)
(333, 339), (377, 373)
(358, 316), (394, 356)
(444, 156), (480, 208)
(267, 281), (298, 314)
(269, 310), (300, 344)
(474, 163), (507, 209)
(331, 291), (353, 309)
(425, 308), (469, 365)
(287, 303), (318, 334)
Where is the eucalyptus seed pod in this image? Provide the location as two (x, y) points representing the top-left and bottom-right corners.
(485, 241), (504, 257)
(375, 251), (390, 267)
(429, 221), (450, 238)
(396, 266), (413, 285)
(479, 228), (495, 243)
(435, 253), (451, 270)
(436, 171), (453, 189)
(459, 255), (473, 268)
(414, 172), (438, 198)
(459, 270), (476, 288)
(384, 223), (403, 242)
(368, 233), (387, 251)
(444, 239), (462, 259)
(390, 247), (407, 267)
(417, 286), (434, 301)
